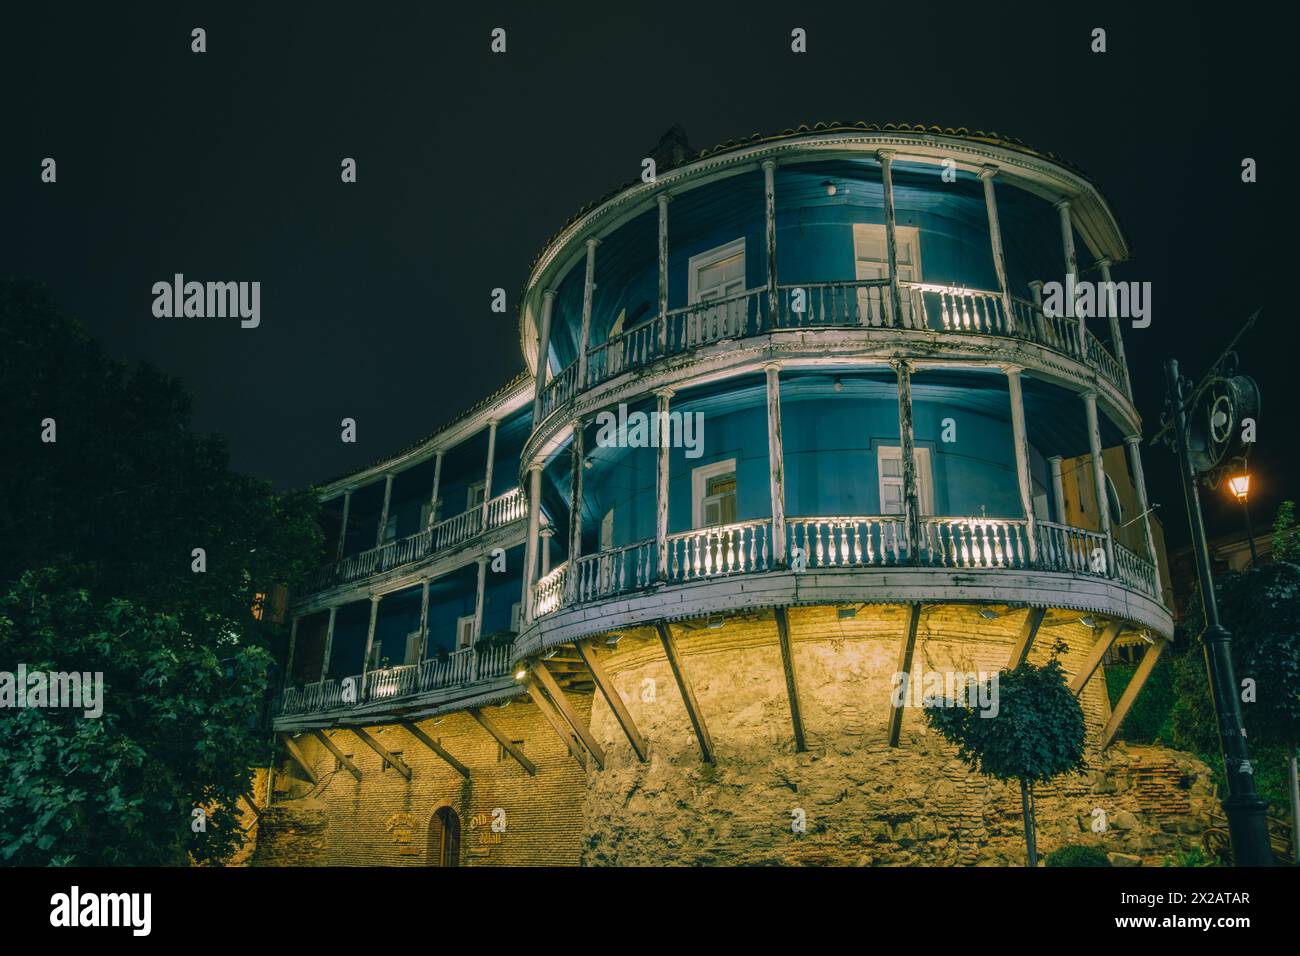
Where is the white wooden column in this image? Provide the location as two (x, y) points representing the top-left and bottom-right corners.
(568, 419), (586, 571)
(878, 149), (905, 328)
(417, 578), (430, 664)
(1098, 259), (1133, 399)
(576, 237), (599, 390)
(481, 419), (498, 530)
(980, 165), (1015, 331)
(1124, 435), (1160, 569)
(375, 474), (394, 547)
(539, 526), (554, 576)
(764, 364), (787, 565)
(1047, 455), (1066, 523)
(655, 389), (673, 581)
(532, 290), (556, 425)
(1083, 391), (1115, 575)
(320, 606), (337, 682)
(362, 595), (380, 679)
(763, 159), (777, 328)
(473, 556), (487, 642)
(427, 450), (443, 529)
(894, 360), (921, 559)
(657, 194), (670, 352)
(336, 490), (352, 561)
(521, 463), (543, 622)
(1028, 279), (1044, 311)
(1055, 199), (1084, 353)
(1005, 366), (1038, 563)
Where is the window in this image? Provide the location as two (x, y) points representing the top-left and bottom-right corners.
(877, 446), (934, 515)
(381, 515), (398, 544)
(498, 740), (525, 763)
(600, 508), (615, 551)
(509, 602), (522, 633)
(692, 459), (738, 528)
(688, 239), (746, 341)
(456, 614), (476, 650)
(853, 223), (921, 325)
(467, 481), (486, 513)
(403, 629), (422, 665)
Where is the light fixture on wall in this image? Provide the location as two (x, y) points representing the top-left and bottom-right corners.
(837, 606), (857, 620)
(706, 616), (725, 629)
(978, 607), (999, 620)
(605, 633), (622, 647)
(833, 376), (844, 393)
(542, 647), (558, 660)
(1079, 615), (1098, 628)
(823, 180), (839, 197)
(514, 664), (527, 680)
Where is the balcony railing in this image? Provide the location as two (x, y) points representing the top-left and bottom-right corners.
(530, 514), (1161, 620)
(302, 487), (526, 594)
(277, 642), (517, 718)
(541, 281), (1129, 422)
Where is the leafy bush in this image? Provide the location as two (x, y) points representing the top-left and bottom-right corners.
(1044, 845), (1111, 867)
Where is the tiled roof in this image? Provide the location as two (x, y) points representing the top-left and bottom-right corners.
(316, 370), (531, 490)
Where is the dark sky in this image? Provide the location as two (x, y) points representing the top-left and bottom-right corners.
(2, 2), (1291, 547)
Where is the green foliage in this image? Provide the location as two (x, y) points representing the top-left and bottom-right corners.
(1274, 501), (1299, 563)
(1044, 844), (1111, 867)
(1162, 847), (1216, 868)
(0, 280), (324, 864)
(925, 658), (1087, 786)
(1105, 659), (1176, 744)
(0, 572), (271, 865)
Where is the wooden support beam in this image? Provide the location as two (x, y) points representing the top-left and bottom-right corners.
(887, 604), (923, 747)
(655, 621), (714, 763)
(1100, 638), (1169, 749)
(351, 726), (412, 779)
(469, 708), (537, 775)
(575, 640), (648, 762)
(1008, 606), (1047, 668)
(399, 720), (471, 779)
(1069, 620), (1124, 695)
(531, 663), (605, 770)
(240, 789), (262, 819)
(773, 607), (807, 752)
(310, 729), (361, 781)
(523, 678), (587, 769)
(278, 732), (319, 785)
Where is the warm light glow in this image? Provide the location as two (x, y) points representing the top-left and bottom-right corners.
(514, 667), (527, 680)
(1228, 474), (1250, 501)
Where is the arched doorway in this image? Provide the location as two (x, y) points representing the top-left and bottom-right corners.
(427, 806), (461, 867)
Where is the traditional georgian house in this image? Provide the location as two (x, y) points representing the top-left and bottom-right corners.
(259, 125), (1215, 867)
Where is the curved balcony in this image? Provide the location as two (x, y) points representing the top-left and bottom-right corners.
(275, 642), (517, 722)
(529, 514), (1161, 624)
(301, 487), (526, 595)
(537, 280), (1126, 433)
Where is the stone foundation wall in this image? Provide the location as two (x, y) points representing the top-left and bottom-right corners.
(580, 604), (1214, 866)
(251, 701), (588, 866)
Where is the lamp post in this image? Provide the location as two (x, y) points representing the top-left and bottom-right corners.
(1163, 359), (1272, 866)
(1227, 471), (1258, 565)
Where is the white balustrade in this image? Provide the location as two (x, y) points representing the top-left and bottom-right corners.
(920, 517), (1030, 569)
(667, 519), (770, 582)
(786, 516), (907, 567)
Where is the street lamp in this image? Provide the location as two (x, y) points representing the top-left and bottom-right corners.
(1161, 354), (1272, 866)
(1227, 469), (1258, 565)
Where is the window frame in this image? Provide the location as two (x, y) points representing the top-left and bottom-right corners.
(691, 458), (738, 529)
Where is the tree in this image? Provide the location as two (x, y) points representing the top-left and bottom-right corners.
(925, 654), (1087, 866)
(1169, 501), (1300, 861)
(0, 279), (322, 864)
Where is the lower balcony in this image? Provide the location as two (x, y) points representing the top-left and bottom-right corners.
(531, 514), (1161, 619)
(275, 642), (517, 722)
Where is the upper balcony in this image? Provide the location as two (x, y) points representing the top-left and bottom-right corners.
(519, 127), (1137, 457)
(537, 280), (1127, 426)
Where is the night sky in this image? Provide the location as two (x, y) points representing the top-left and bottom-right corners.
(3, 2), (1290, 547)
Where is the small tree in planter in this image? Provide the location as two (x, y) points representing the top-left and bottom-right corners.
(925, 653), (1087, 866)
